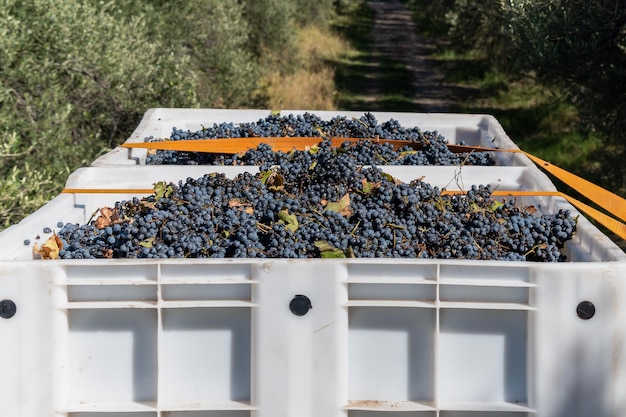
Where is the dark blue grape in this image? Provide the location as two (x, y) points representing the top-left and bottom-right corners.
(54, 139), (575, 261)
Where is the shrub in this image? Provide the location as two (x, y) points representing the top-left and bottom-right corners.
(0, 0), (197, 227)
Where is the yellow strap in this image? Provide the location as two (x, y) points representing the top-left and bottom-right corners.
(520, 152), (626, 223)
(559, 194), (626, 240)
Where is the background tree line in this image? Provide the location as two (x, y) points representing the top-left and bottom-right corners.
(1, 0), (625, 230)
(406, 0), (626, 197)
(0, 0), (335, 228)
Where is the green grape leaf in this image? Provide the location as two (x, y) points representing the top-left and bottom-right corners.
(260, 170), (284, 191)
(153, 181), (173, 200)
(314, 240), (346, 258)
(278, 209), (299, 232)
(490, 200), (504, 211)
(139, 237), (155, 248)
(381, 172), (401, 185)
(361, 178), (380, 194)
(321, 250), (347, 258)
(259, 170), (272, 185)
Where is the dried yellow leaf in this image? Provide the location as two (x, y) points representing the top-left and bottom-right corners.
(33, 232), (63, 260)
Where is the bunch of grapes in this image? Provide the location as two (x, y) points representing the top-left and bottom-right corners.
(56, 139), (576, 261)
(145, 112), (494, 166)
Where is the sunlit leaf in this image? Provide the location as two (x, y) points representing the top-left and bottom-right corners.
(278, 209), (299, 232)
(399, 150), (418, 158)
(314, 240), (346, 258)
(381, 172), (401, 185)
(490, 200), (504, 211)
(33, 232), (63, 260)
(154, 181), (173, 200)
(139, 237), (155, 248)
(94, 206), (120, 229)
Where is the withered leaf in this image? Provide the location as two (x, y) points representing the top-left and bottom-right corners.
(260, 169), (284, 191)
(229, 198), (254, 214)
(33, 232), (63, 260)
(324, 193), (353, 217)
(94, 207), (120, 229)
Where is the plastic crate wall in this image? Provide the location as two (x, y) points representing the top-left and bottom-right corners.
(1, 165), (625, 417)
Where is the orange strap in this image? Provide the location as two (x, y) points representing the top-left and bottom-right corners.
(62, 188), (154, 194)
(77, 137), (626, 240)
(122, 137), (484, 154)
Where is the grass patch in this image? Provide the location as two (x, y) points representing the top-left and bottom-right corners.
(430, 49), (601, 172)
(263, 25), (350, 110)
(332, 0), (422, 111)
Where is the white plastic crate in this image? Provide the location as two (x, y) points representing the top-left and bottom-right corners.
(91, 109), (532, 167)
(1, 165), (625, 417)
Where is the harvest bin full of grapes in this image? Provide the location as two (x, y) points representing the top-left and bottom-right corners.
(1, 109), (625, 417)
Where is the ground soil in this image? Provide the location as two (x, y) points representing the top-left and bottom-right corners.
(362, 0), (477, 112)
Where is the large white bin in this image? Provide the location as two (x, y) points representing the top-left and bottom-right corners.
(91, 109), (533, 167)
(1, 165), (625, 417)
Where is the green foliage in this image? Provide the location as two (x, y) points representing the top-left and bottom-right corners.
(0, 0), (197, 227)
(505, 0), (626, 192)
(243, 0), (295, 57)
(506, 0), (626, 141)
(147, 0), (259, 107)
(402, 0), (454, 36)
(406, 0), (626, 194)
(292, 0), (336, 26)
(0, 0), (344, 230)
(446, 1), (510, 63)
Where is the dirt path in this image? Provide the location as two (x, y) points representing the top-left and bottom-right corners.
(362, 0), (472, 112)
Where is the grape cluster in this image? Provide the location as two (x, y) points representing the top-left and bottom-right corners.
(55, 139), (575, 261)
(145, 112), (494, 166)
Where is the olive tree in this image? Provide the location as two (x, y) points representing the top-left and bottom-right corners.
(0, 0), (197, 227)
